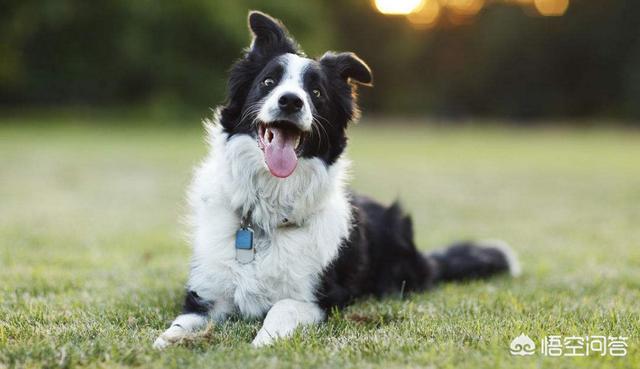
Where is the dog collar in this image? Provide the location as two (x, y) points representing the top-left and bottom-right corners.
(235, 211), (300, 263)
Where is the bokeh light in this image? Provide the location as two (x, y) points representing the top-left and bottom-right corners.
(374, 0), (424, 15)
(375, 0), (572, 27)
(445, 0), (485, 16)
(407, 0), (441, 28)
(534, 0), (570, 16)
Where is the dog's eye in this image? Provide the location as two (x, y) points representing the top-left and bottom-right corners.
(312, 89), (321, 98)
(263, 78), (275, 87)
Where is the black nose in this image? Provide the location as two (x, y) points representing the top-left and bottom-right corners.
(278, 93), (303, 114)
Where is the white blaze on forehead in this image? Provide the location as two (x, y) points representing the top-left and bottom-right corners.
(281, 53), (311, 88)
(257, 53), (313, 131)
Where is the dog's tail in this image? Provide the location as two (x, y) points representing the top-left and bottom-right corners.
(424, 240), (521, 284)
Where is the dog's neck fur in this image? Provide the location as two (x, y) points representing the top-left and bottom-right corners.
(200, 116), (350, 235)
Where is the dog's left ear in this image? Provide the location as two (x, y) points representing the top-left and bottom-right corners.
(247, 11), (299, 58)
(320, 52), (373, 86)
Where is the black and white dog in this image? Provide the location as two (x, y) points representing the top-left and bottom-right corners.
(154, 11), (519, 349)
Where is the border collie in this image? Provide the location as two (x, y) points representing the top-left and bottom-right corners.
(154, 11), (520, 349)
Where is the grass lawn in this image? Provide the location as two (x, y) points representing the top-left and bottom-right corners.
(1, 115), (639, 368)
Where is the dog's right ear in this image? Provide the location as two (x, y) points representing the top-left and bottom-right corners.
(247, 11), (299, 59)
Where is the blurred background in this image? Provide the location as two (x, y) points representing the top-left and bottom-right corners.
(1, 0), (639, 122)
(2, 3), (640, 367)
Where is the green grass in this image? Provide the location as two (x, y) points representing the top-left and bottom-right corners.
(1, 116), (639, 369)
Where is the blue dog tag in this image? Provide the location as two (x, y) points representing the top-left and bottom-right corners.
(235, 228), (254, 263)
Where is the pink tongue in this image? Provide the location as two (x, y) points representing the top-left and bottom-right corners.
(264, 127), (298, 178)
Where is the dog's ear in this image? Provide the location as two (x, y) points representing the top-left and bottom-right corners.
(247, 11), (298, 58)
(319, 52), (373, 86)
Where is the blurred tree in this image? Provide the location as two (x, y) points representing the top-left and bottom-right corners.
(0, 0), (333, 113)
(328, 0), (640, 120)
(1, 0), (639, 121)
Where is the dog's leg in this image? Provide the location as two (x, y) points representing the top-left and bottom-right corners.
(251, 299), (325, 348)
(153, 291), (234, 349)
(153, 313), (208, 349)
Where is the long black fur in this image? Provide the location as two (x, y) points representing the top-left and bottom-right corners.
(313, 196), (512, 312)
(182, 290), (212, 315)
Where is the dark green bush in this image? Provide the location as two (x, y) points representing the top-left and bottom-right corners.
(1, 0), (639, 121)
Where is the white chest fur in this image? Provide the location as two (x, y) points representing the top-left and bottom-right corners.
(185, 120), (351, 318)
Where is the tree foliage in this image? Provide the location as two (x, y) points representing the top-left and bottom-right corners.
(1, 0), (638, 121)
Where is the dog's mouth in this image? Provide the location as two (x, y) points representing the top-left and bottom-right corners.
(257, 121), (305, 178)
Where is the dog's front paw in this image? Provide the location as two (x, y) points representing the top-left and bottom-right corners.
(251, 328), (277, 348)
(153, 336), (171, 350)
(153, 325), (188, 350)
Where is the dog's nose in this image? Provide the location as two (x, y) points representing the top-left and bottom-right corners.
(278, 93), (303, 114)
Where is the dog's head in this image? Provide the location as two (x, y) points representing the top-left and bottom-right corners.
(219, 11), (372, 178)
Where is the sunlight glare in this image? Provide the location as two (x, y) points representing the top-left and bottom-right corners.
(407, 0), (441, 28)
(375, 0), (424, 15)
(534, 0), (570, 16)
(445, 0), (485, 16)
